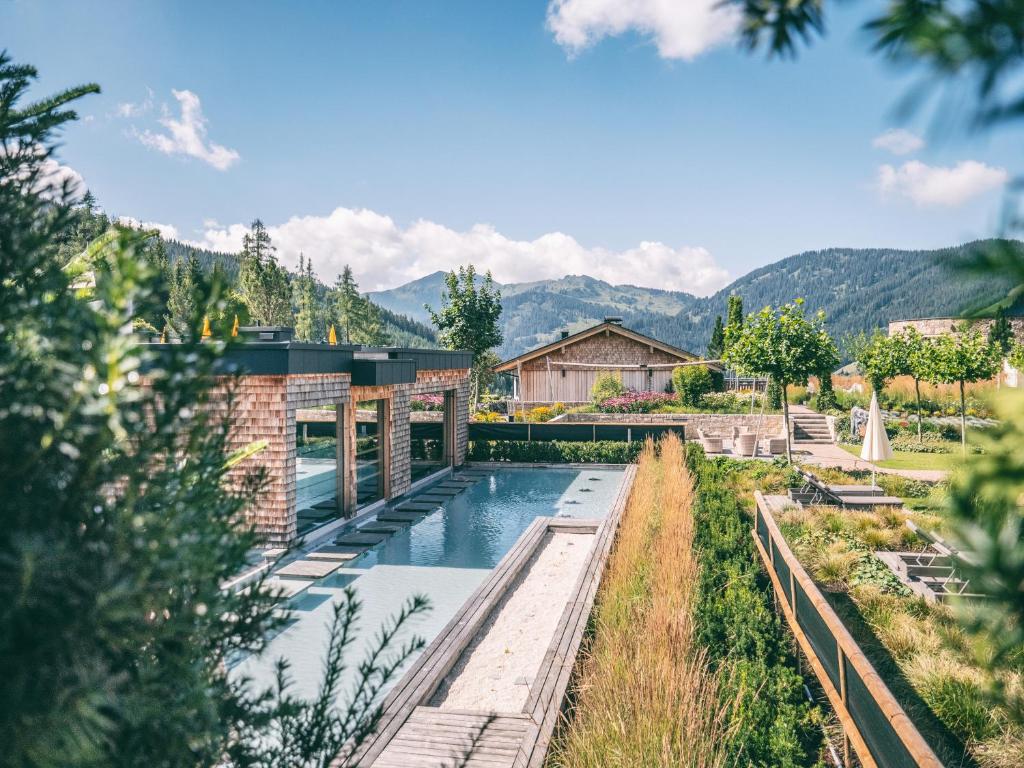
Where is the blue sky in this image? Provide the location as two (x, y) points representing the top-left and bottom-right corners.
(5, 0), (1018, 294)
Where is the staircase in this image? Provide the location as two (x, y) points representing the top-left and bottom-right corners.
(790, 411), (832, 444)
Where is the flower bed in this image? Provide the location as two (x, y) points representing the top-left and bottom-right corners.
(597, 390), (676, 413)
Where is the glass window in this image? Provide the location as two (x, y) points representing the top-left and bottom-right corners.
(355, 399), (385, 508)
(294, 405), (339, 535)
(409, 391), (448, 482)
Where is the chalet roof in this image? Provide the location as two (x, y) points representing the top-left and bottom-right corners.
(494, 322), (716, 372)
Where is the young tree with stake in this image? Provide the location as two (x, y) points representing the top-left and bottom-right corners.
(724, 299), (838, 463)
(924, 330), (1001, 455)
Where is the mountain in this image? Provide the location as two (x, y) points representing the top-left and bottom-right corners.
(370, 240), (1024, 359)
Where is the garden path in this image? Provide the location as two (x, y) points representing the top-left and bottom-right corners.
(793, 441), (948, 483)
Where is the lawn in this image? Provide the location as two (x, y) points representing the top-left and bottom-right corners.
(839, 444), (957, 471)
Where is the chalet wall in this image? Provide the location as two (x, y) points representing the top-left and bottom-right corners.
(519, 330), (694, 402)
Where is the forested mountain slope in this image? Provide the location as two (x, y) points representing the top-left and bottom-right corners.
(370, 240), (1023, 358)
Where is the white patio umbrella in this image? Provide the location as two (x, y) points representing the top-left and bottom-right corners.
(860, 391), (893, 486)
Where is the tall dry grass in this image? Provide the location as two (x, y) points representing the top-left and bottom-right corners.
(547, 434), (732, 768)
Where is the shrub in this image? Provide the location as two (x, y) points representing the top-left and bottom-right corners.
(598, 390), (676, 413)
(410, 394), (444, 411)
(686, 447), (823, 766)
(766, 378), (783, 410)
(591, 370), (625, 402)
(672, 364), (714, 407)
(466, 439), (642, 463)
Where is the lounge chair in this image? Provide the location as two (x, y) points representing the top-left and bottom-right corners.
(788, 468), (901, 509)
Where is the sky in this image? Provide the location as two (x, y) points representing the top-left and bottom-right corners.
(4, 0), (1019, 295)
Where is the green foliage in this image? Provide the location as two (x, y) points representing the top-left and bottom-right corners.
(948, 394), (1024, 675)
(590, 369), (625, 402)
(0, 54), (428, 768)
(707, 314), (725, 358)
(238, 219), (293, 326)
(765, 378), (783, 409)
(686, 449), (822, 767)
(334, 265), (387, 345)
(989, 307), (1014, 354)
(672, 364), (713, 407)
(724, 299), (839, 392)
(466, 439), (642, 463)
(166, 250), (203, 336)
(815, 368), (838, 411)
(427, 265), (502, 403)
(1011, 341), (1024, 372)
(726, 294), (744, 337)
(852, 329), (902, 393)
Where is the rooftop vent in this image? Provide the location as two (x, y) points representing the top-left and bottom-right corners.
(560, 330), (570, 339)
(604, 316), (623, 325)
(237, 326), (295, 342)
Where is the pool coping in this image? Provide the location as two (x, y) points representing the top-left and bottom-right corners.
(347, 462), (637, 767)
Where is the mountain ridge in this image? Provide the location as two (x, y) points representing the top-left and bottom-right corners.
(369, 239), (1024, 358)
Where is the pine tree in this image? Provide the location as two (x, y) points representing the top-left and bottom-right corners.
(707, 315), (725, 358)
(0, 53), (428, 767)
(238, 220), (292, 326)
(726, 294), (744, 335)
(166, 251), (202, 337)
(989, 306), (1013, 355)
(294, 254), (317, 341)
(334, 265), (362, 344)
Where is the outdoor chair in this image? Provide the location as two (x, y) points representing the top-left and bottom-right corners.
(761, 435), (787, 455)
(734, 431), (758, 457)
(697, 429), (723, 454)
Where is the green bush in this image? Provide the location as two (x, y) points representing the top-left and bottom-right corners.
(686, 447), (823, 767)
(766, 379), (784, 410)
(591, 370), (625, 403)
(466, 439), (642, 463)
(672, 364), (714, 407)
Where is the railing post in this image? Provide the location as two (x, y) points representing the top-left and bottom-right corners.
(838, 647), (851, 767)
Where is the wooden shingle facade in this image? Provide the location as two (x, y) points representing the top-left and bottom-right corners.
(494, 321), (719, 405)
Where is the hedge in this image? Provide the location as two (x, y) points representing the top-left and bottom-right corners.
(466, 439), (642, 464)
(686, 446), (823, 767)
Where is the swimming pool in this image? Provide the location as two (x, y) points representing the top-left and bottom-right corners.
(232, 465), (626, 704)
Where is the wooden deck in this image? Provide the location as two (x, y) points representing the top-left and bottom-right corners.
(348, 464), (636, 768)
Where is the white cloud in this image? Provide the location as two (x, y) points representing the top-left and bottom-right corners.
(872, 128), (924, 156)
(3, 142), (86, 200)
(134, 89), (239, 171)
(546, 0), (739, 61)
(117, 216), (180, 240)
(877, 160), (1008, 207)
(192, 206), (729, 295)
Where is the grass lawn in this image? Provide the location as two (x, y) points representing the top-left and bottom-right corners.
(839, 444), (956, 471)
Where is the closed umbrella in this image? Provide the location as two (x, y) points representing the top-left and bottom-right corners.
(860, 391), (892, 486)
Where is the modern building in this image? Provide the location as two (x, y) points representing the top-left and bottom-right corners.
(888, 316), (1024, 340)
(150, 327), (471, 545)
(494, 319), (719, 405)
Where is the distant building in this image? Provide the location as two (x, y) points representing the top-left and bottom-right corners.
(888, 316), (1024, 340)
(494, 319), (720, 405)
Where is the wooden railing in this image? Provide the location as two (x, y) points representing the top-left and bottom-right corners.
(752, 492), (943, 768)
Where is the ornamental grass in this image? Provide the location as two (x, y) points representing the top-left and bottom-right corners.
(547, 434), (732, 768)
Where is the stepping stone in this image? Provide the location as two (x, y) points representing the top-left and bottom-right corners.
(311, 498), (339, 510)
(262, 547), (287, 560)
(396, 501), (443, 512)
(275, 559), (341, 579)
(378, 509), (427, 523)
(359, 522), (406, 535)
(429, 486), (463, 495)
(440, 480), (475, 487)
(297, 507), (333, 521)
(415, 495), (451, 504)
(335, 531), (388, 546)
(265, 579), (311, 598)
(306, 546), (362, 562)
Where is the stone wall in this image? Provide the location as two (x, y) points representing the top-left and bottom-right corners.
(551, 411), (784, 436)
(888, 317), (1024, 340)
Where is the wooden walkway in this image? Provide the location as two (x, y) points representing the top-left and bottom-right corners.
(348, 464), (636, 768)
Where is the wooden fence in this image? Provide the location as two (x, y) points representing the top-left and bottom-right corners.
(752, 492), (943, 768)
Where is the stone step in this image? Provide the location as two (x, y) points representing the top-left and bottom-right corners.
(275, 559), (342, 579)
(395, 501), (444, 512)
(306, 546), (364, 562)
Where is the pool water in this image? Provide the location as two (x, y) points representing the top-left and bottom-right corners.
(233, 466), (625, 705)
